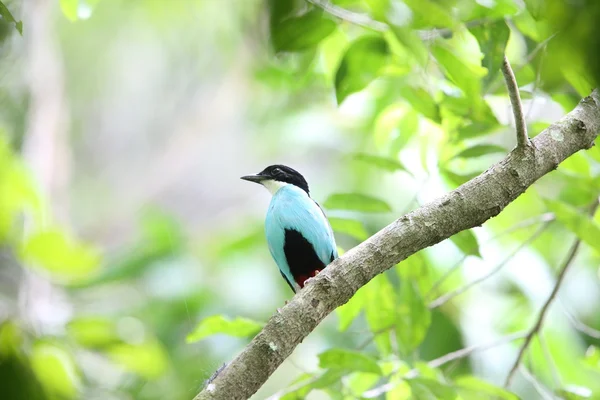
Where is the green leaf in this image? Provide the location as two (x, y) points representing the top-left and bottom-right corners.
(353, 153), (407, 172)
(319, 348), (382, 374)
(395, 278), (431, 354)
(365, 274), (396, 355)
(399, 86), (441, 122)
(60, 0), (78, 21)
(523, 0), (546, 20)
(390, 110), (420, 154)
(108, 339), (168, 379)
(30, 342), (80, 399)
(271, 9), (336, 53)
(401, 0), (456, 29)
(451, 145), (506, 159)
(76, 209), (183, 287)
(449, 229), (481, 258)
(454, 376), (519, 400)
(562, 64), (596, 98)
(431, 30), (487, 114)
(545, 200), (600, 254)
(186, 315), (263, 343)
(335, 35), (390, 103)
(20, 229), (101, 281)
(337, 285), (366, 331)
(67, 317), (119, 349)
(324, 193), (392, 213)
(555, 387), (594, 400)
(391, 27), (429, 66)
(0, 1), (22, 34)
(457, 121), (500, 140)
(469, 20), (510, 89)
(329, 217), (368, 241)
(407, 378), (457, 400)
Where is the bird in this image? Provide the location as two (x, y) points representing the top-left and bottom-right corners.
(241, 164), (338, 293)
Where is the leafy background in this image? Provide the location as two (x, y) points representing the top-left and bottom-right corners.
(1, 0), (600, 399)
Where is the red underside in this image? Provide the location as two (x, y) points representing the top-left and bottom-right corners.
(295, 269), (321, 288)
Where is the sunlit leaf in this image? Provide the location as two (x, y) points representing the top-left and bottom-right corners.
(555, 386), (594, 400)
(30, 342), (80, 399)
(324, 193), (392, 213)
(451, 145), (506, 159)
(449, 229), (481, 258)
(335, 35), (390, 103)
(454, 376), (519, 399)
(353, 153), (407, 172)
(319, 348), (382, 374)
(329, 217), (369, 241)
(60, 0), (78, 21)
(67, 317), (119, 349)
(545, 200), (600, 254)
(186, 315), (263, 343)
(469, 20), (510, 89)
(271, 9), (336, 53)
(0, 1), (22, 34)
(108, 339), (168, 379)
(395, 278), (431, 354)
(20, 229), (101, 281)
(407, 377), (457, 400)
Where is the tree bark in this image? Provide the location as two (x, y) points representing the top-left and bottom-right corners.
(195, 90), (600, 400)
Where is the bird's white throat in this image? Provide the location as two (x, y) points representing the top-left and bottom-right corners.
(261, 179), (288, 195)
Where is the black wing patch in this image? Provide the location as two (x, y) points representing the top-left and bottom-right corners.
(279, 270), (295, 293)
(283, 228), (327, 289)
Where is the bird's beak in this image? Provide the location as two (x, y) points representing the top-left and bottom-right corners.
(240, 173), (267, 184)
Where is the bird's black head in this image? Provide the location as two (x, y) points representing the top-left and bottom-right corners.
(241, 164), (309, 195)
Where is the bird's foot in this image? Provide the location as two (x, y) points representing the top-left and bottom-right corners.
(303, 270), (321, 287)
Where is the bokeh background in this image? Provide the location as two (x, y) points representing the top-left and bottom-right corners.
(1, 0), (600, 399)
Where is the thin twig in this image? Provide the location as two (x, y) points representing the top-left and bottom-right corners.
(425, 213), (555, 300)
(306, 0), (388, 31)
(519, 366), (555, 400)
(427, 331), (528, 369)
(501, 55), (530, 148)
(560, 300), (600, 339)
(429, 221), (551, 309)
(362, 331), (527, 398)
(504, 201), (600, 387)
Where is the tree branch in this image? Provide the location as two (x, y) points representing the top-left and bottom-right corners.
(504, 200), (600, 387)
(194, 90), (600, 400)
(501, 55), (530, 149)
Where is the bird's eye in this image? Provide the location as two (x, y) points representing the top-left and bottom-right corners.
(273, 167), (282, 175)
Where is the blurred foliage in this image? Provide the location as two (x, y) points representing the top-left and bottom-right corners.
(0, 0), (600, 399)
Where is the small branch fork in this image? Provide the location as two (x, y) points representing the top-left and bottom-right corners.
(504, 200), (600, 387)
(501, 55), (530, 149)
